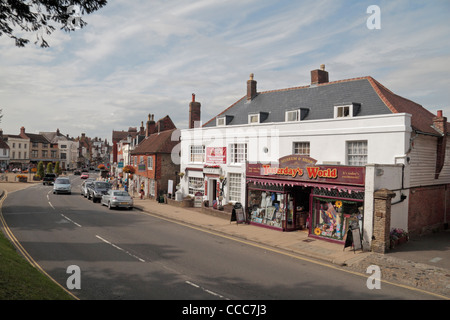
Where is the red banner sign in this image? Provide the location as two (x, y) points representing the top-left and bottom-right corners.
(247, 155), (365, 186)
(206, 147), (226, 164)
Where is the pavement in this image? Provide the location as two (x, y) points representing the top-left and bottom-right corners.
(1, 180), (449, 299)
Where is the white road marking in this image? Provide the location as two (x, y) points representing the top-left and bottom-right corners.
(60, 214), (82, 227)
(185, 281), (228, 299)
(95, 235), (146, 263)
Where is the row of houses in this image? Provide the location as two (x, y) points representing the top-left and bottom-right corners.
(111, 65), (450, 252)
(0, 127), (110, 171)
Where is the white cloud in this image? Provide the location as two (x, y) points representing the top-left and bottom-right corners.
(0, 0), (449, 140)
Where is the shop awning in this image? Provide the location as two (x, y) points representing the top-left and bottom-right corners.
(246, 177), (364, 194)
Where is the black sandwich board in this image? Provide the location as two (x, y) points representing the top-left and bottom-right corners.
(230, 202), (246, 225)
(343, 223), (362, 253)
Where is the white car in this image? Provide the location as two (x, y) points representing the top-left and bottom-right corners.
(101, 190), (133, 210)
(53, 177), (71, 194)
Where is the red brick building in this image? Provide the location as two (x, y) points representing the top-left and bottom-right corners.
(129, 114), (179, 199)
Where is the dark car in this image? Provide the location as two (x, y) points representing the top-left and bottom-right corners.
(43, 173), (57, 185)
(87, 181), (112, 203)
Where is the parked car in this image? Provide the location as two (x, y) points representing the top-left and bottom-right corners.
(80, 172), (89, 179)
(74, 170), (81, 175)
(43, 173), (58, 185)
(80, 179), (95, 197)
(101, 190), (133, 210)
(53, 177), (71, 194)
(87, 181), (112, 202)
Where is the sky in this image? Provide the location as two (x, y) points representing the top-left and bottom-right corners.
(1, 0), (449, 142)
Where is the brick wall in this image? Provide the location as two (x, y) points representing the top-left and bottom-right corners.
(372, 189), (396, 253)
(408, 184), (450, 236)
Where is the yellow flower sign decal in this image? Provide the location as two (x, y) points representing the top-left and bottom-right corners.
(314, 227), (321, 236)
(335, 201), (342, 208)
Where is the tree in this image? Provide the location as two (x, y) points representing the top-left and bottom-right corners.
(46, 162), (53, 174)
(54, 161), (62, 175)
(36, 161), (44, 179)
(0, 0), (107, 47)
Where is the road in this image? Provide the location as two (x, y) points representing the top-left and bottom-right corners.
(0, 173), (442, 301)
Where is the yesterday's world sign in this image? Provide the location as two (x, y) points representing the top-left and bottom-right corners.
(246, 155), (365, 186)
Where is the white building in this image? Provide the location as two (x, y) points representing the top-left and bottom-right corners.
(2, 132), (29, 170)
(41, 129), (79, 170)
(179, 66), (450, 248)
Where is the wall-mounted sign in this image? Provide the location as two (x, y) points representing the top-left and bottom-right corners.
(206, 147), (226, 164)
(203, 165), (222, 175)
(246, 155), (365, 186)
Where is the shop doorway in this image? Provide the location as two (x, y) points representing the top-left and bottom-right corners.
(286, 187), (311, 230)
(209, 178), (217, 207)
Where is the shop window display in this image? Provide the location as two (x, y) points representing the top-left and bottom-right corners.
(248, 190), (285, 228)
(312, 197), (363, 241)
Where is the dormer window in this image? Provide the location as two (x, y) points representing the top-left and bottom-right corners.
(285, 109), (300, 122)
(216, 117), (226, 126)
(216, 115), (234, 126)
(248, 114), (259, 124)
(336, 106), (350, 118)
(334, 103), (361, 118)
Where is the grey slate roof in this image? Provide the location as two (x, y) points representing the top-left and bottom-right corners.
(203, 77), (392, 127)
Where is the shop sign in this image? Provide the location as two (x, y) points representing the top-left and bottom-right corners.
(203, 165), (222, 175)
(194, 192), (203, 208)
(206, 147), (226, 164)
(247, 155), (365, 186)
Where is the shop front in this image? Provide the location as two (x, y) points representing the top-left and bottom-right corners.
(246, 155), (365, 243)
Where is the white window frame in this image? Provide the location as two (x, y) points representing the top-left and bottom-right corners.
(285, 109), (300, 122)
(149, 179), (155, 196)
(189, 145), (205, 163)
(293, 142), (310, 156)
(334, 105), (352, 118)
(216, 117), (226, 126)
(147, 156), (153, 169)
(347, 140), (367, 165)
(248, 113), (260, 124)
(229, 143), (247, 164)
(188, 176), (204, 196)
(228, 173), (242, 202)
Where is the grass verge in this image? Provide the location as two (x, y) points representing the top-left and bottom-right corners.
(0, 229), (75, 300)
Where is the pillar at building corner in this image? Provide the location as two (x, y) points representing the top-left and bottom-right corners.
(372, 188), (396, 253)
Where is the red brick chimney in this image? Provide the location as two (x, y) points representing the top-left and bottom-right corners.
(311, 64), (329, 85)
(247, 73), (257, 100)
(19, 126), (27, 139)
(146, 114), (156, 137)
(189, 93), (201, 129)
(433, 110), (447, 179)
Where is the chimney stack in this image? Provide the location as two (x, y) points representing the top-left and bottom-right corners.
(19, 126), (26, 139)
(189, 93), (201, 129)
(433, 110), (447, 135)
(146, 114), (156, 137)
(247, 73), (257, 100)
(311, 64), (329, 85)
(433, 110), (448, 179)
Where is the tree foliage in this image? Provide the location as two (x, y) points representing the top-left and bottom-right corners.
(37, 161), (44, 179)
(46, 162), (53, 174)
(0, 0), (108, 47)
(54, 161), (62, 175)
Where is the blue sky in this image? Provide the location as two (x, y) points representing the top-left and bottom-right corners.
(0, 0), (449, 141)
